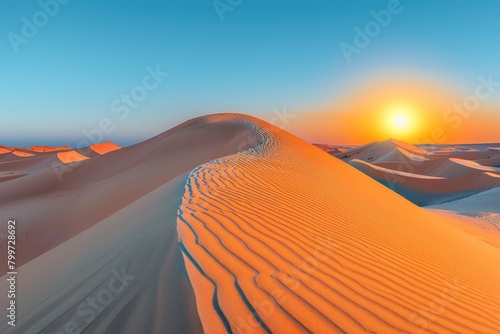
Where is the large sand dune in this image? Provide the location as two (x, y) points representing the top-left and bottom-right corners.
(1, 114), (499, 333)
(177, 115), (500, 333)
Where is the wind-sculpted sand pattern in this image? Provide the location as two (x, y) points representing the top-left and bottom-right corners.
(178, 115), (500, 334)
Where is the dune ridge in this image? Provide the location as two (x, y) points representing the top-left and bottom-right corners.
(177, 115), (500, 334)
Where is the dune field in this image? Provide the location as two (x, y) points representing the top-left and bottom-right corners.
(1, 114), (499, 333)
(329, 140), (500, 206)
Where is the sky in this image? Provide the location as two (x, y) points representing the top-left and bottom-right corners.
(1, 0), (499, 147)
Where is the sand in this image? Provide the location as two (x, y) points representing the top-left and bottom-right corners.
(28, 145), (72, 152)
(90, 142), (122, 155)
(343, 140), (500, 206)
(0, 146), (14, 155)
(335, 138), (427, 162)
(12, 150), (35, 157)
(1, 114), (499, 333)
(177, 115), (500, 333)
(0, 116), (260, 333)
(57, 150), (90, 164)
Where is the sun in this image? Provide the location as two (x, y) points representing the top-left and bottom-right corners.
(394, 114), (408, 129)
(382, 105), (419, 139)
(388, 106), (414, 131)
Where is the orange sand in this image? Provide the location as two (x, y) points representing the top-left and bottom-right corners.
(57, 150), (89, 163)
(178, 114), (500, 333)
(28, 145), (72, 152)
(0, 146), (13, 155)
(90, 142), (122, 155)
(12, 150), (35, 157)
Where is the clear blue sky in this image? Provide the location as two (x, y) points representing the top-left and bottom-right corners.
(1, 0), (499, 147)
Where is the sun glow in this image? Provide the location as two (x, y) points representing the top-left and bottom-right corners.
(386, 105), (417, 136)
(394, 114), (408, 129)
(390, 105), (415, 132)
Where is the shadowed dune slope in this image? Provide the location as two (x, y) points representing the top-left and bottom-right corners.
(0, 116), (261, 333)
(178, 115), (500, 334)
(428, 186), (500, 226)
(0, 117), (260, 269)
(349, 159), (500, 206)
(476, 153), (500, 167)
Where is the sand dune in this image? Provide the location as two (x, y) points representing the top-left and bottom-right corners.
(428, 210), (500, 248)
(335, 138), (427, 162)
(371, 157), (498, 179)
(0, 146), (14, 155)
(349, 158), (500, 205)
(313, 144), (350, 154)
(375, 147), (430, 163)
(343, 139), (500, 206)
(57, 150), (90, 164)
(177, 115), (500, 333)
(476, 153), (500, 167)
(0, 142), (123, 178)
(1, 114), (499, 333)
(429, 186), (500, 219)
(450, 158), (500, 173)
(11, 150), (35, 157)
(91, 142), (122, 155)
(433, 146), (478, 153)
(28, 145), (72, 152)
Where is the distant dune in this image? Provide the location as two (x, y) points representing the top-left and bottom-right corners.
(57, 150), (90, 164)
(1, 114), (499, 333)
(90, 142), (122, 155)
(28, 145), (72, 152)
(333, 138), (428, 162)
(333, 139), (500, 206)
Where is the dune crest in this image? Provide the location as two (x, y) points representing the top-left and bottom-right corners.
(0, 146), (14, 155)
(28, 145), (72, 152)
(12, 150), (36, 157)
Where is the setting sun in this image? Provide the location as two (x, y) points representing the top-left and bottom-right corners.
(382, 104), (420, 140)
(394, 114), (408, 129)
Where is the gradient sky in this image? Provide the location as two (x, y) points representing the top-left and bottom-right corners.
(1, 0), (499, 147)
